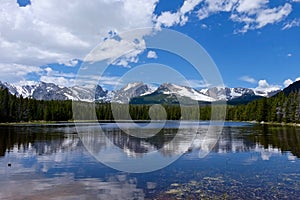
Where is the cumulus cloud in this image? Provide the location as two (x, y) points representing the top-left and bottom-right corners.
(283, 77), (300, 88)
(240, 76), (257, 84)
(155, 0), (294, 33)
(40, 76), (75, 87)
(257, 80), (269, 88)
(0, 63), (42, 83)
(61, 59), (80, 67)
(39, 67), (76, 87)
(155, 12), (181, 28)
(147, 51), (158, 59)
(0, 0), (298, 86)
(40, 66), (122, 88)
(183, 79), (210, 88)
(85, 30), (149, 68)
(0, 0), (158, 69)
(254, 79), (281, 96)
(155, 0), (203, 28)
(283, 79), (293, 87)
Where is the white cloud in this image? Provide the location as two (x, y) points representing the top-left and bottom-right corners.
(39, 67), (77, 87)
(205, 0), (237, 13)
(283, 79), (293, 87)
(283, 77), (300, 88)
(61, 59), (80, 67)
(0, 63), (42, 83)
(234, 2), (292, 32)
(196, 0), (293, 33)
(287, 53), (293, 57)
(14, 80), (39, 87)
(201, 23), (208, 29)
(155, 0), (294, 33)
(40, 76), (75, 87)
(255, 3), (292, 28)
(240, 76), (257, 84)
(282, 19), (300, 30)
(155, 0), (203, 28)
(85, 29), (149, 67)
(0, 0), (158, 73)
(183, 79), (210, 88)
(257, 80), (269, 88)
(180, 0), (203, 14)
(254, 79), (281, 96)
(99, 76), (122, 87)
(236, 0), (268, 14)
(147, 51), (158, 59)
(0, 0), (297, 86)
(155, 12), (181, 28)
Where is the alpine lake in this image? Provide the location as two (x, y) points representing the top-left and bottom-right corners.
(1, 121), (300, 199)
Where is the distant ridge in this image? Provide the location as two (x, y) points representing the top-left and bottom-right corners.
(0, 80), (283, 104)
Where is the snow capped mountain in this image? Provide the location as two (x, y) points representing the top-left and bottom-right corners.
(0, 80), (281, 104)
(68, 85), (108, 102)
(156, 83), (215, 102)
(201, 86), (280, 101)
(110, 82), (153, 103)
(253, 88), (281, 97)
(0, 81), (108, 102)
(201, 87), (255, 101)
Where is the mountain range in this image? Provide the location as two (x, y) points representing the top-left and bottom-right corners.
(0, 81), (281, 104)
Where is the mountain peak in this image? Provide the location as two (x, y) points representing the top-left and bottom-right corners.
(111, 82), (153, 103)
(154, 83), (215, 102)
(0, 80), (286, 104)
(122, 82), (144, 91)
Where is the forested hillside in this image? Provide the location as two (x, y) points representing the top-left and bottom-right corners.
(0, 81), (299, 123)
(0, 88), (72, 122)
(0, 88), (206, 122)
(227, 81), (300, 123)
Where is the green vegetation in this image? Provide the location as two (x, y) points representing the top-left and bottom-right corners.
(227, 91), (300, 123)
(0, 83), (299, 123)
(0, 88), (72, 122)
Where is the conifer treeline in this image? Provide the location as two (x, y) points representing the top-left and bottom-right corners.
(226, 92), (300, 123)
(0, 88), (72, 122)
(0, 87), (299, 123)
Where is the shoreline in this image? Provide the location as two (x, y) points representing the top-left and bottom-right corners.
(0, 120), (166, 126)
(1, 120), (300, 127)
(242, 120), (300, 127)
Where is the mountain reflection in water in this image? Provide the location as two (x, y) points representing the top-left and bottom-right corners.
(0, 123), (299, 159)
(1, 123), (300, 199)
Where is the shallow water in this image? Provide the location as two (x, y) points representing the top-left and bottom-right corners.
(0, 122), (300, 199)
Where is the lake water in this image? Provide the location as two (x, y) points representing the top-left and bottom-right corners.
(1, 122), (300, 199)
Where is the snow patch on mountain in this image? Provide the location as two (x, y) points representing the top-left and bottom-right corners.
(111, 82), (153, 103)
(0, 80), (282, 103)
(0, 81), (108, 102)
(202, 86), (280, 101)
(156, 83), (216, 102)
(123, 82), (142, 91)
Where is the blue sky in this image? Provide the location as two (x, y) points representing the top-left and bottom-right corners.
(0, 0), (300, 92)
